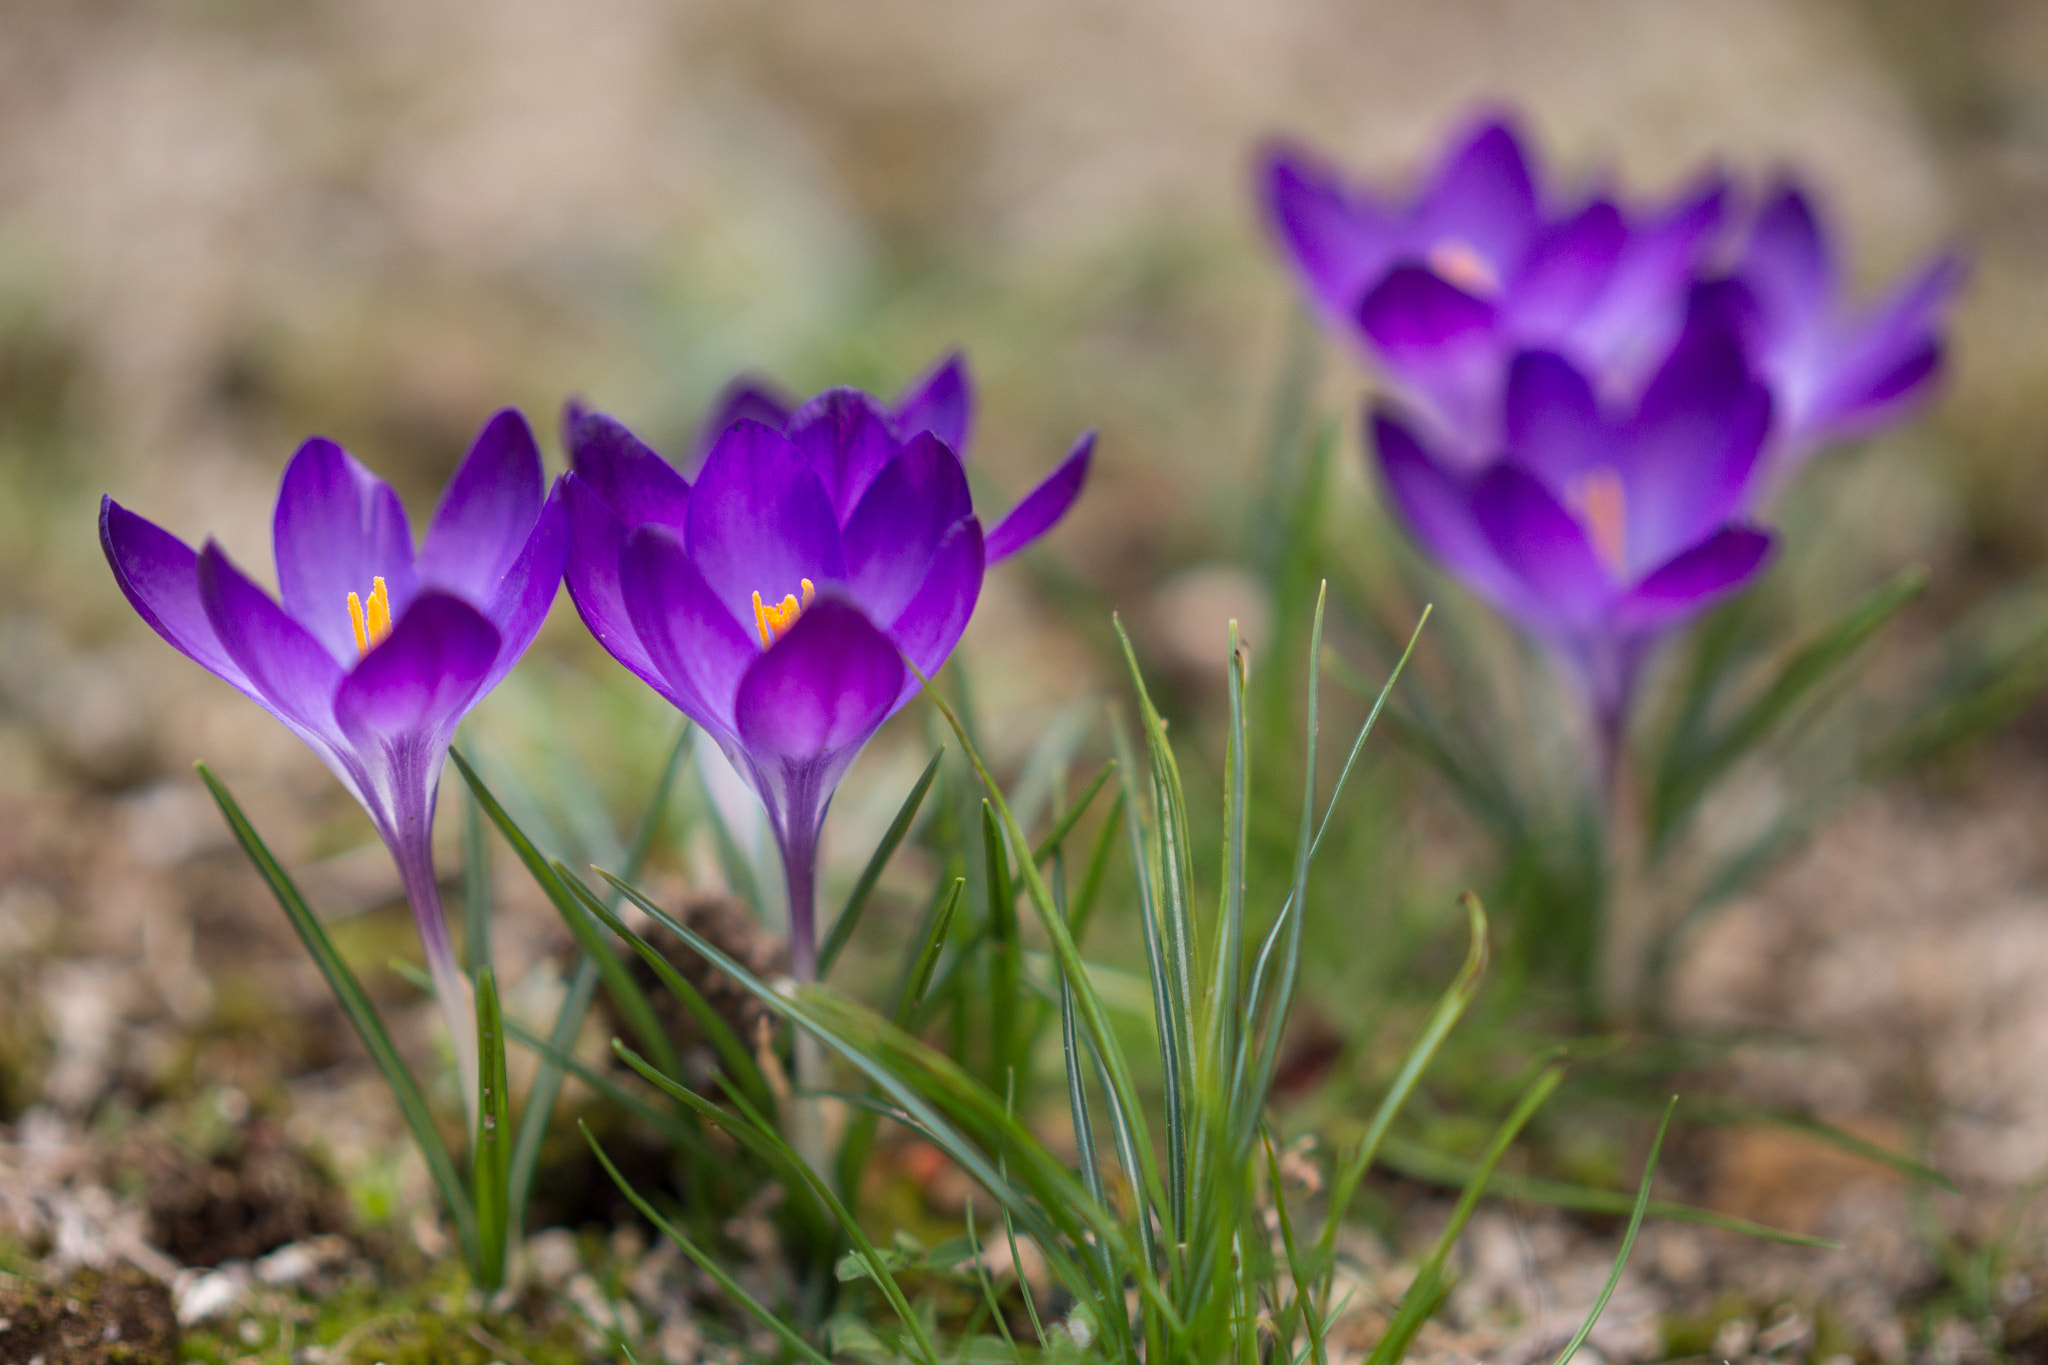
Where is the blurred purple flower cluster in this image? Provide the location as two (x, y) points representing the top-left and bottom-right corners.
(1262, 113), (1960, 736)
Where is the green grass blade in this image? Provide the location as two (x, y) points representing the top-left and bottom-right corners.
(1265, 1129), (1326, 1365)
(472, 966), (511, 1290)
(1363, 1064), (1564, 1365)
(1677, 1099), (1956, 1192)
(982, 801), (1021, 1088)
(1210, 620), (1250, 1082)
(450, 748), (683, 1082)
(462, 790), (492, 977)
(1372, 1136), (1836, 1247)
(1652, 566), (1925, 846)
(1547, 1097), (1675, 1365)
(1030, 760), (1116, 866)
(1066, 788), (1124, 950)
(819, 747), (944, 979)
(194, 763), (477, 1266)
(503, 1016), (709, 1157)
(582, 1123), (835, 1365)
(558, 864), (772, 1116)
(1314, 893), (1487, 1273)
(899, 659), (1177, 1302)
(506, 721), (692, 1233)
(898, 877), (966, 1021)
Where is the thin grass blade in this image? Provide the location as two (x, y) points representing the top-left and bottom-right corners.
(472, 965), (511, 1290)
(1546, 1097), (1676, 1365)
(195, 763), (477, 1265)
(818, 747), (943, 979)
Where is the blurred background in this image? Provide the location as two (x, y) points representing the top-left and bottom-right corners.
(5, 0), (2048, 1335)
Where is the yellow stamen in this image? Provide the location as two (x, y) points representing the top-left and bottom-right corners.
(347, 576), (393, 657)
(1426, 239), (1500, 296)
(1569, 469), (1628, 578)
(751, 577), (817, 649)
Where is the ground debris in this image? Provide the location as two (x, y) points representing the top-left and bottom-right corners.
(0, 1263), (179, 1364)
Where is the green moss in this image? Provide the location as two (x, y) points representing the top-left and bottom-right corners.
(179, 1259), (592, 1365)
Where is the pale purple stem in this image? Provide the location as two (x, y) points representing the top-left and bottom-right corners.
(388, 813), (480, 1134)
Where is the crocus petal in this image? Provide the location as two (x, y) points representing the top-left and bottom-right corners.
(1371, 413), (1527, 616)
(1623, 321), (1771, 569)
(272, 438), (419, 666)
(1506, 200), (1626, 338)
(566, 407), (691, 535)
(1471, 463), (1615, 629)
(563, 474), (666, 694)
(1414, 117), (1540, 278)
(1573, 172), (1729, 373)
(1504, 351), (1612, 488)
(686, 420), (848, 631)
(690, 375), (796, 471)
(891, 351), (974, 454)
(1357, 267), (1501, 453)
(843, 432), (975, 622)
(618, 524), (759, 739)
(1616, 526), (1773, 632)
(1803, 251), (1965, 438)
(1743, 184), (1833, 317)
(417, 409), (544, 602)
(476, 477), (568, 692)
(733, 596), (905, 775)
(197, 541), (346, 743)
(101, 497), (250, 693)
(785, 388), (903, 522)
(332, 592), (502, 753)
(986, 430), (1093, 563)
(888, 515), (984, 690)
(1258, 143), (1398, 321)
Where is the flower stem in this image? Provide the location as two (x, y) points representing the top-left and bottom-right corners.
(392, 828), (481, 1136)
(780, 822), (830, 1180)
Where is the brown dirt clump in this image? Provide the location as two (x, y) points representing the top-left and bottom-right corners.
(0, 1264), (178, 1364)
(127, 1121), (346, 1268)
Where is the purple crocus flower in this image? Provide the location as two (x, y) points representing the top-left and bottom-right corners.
(1373, 312), (1775, 763)
(563, 361), (1089, 981)
(1260, 114), (1727, 461)
(1706, 182), (1962, 476)
(101, 411), (568, 1105)
(684, 350), (974, 474)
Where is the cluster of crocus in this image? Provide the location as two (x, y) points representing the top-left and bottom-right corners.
(1261, 113), (1960, 742)
(561, 353), (1091, 982)
(100, 354), (1088, 1124)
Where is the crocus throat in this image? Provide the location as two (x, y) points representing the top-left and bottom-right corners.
(1426, 239), (1500, 296)
(751, 578), (816, 649)
(348, 576), (393, 657)
(1568, 469), (1628, 578)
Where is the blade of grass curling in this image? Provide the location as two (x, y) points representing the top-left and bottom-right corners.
(1547, 1097), (1675, 1365)
(624, 1042), (944, 1365)
(592, 868), (1146, 1298)
(982, 801), (1022, 1090)
(472, 966), (511, 1290)
(462, 791), (492, 977)
(1363, 1063), (1564, 1365)
(451, 748), (682, 1083)
(507, 721), (691, 1232)
(195, 763), (478, 1266)
(614, 901), (1160, 1343)
(581, 1123), (835, 1365)
(558, 866), (772, 1115)
(818, 746), (943, 979)
(1312, 892), (1487, 1277)
(901, 656), (1177, 1284)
